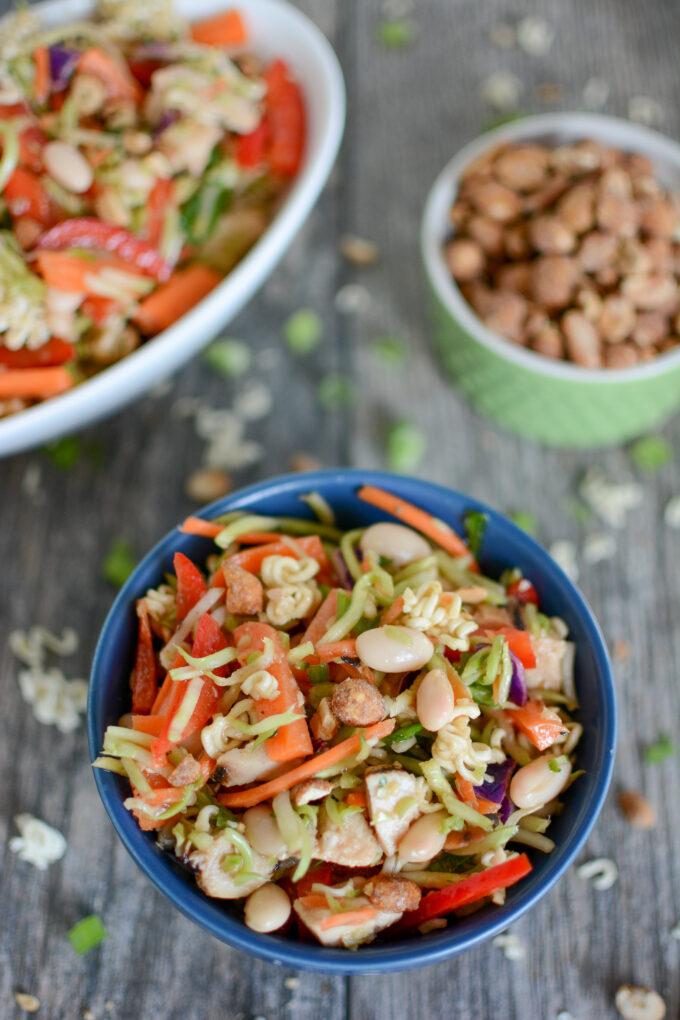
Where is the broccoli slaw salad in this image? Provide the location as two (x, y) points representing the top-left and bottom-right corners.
(0, 1), (304, 417)
(94, 485), (583, 949)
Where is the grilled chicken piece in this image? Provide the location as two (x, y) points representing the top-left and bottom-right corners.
(294, 890), (401, 947)
(365, 769), (423, 855)
(216, 744), (280, 787)
(190, 831), (272, 899)
(316, 806), (383, 868)
(526, 636), (575, 691)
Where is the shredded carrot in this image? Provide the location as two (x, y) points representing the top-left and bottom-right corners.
(297, 894), (328, 910)
(0, 366), (73, 399)
(302, 590), (339, 645)
(33, 47), (50, 104)
(133, 265), (221, 334)
(236, 532), (287, 545)
(218, 718), (395, 809)
(35, 251), (146, 292)
(190, 9), (248, 47)
(357, 485), (472, 561)
(150, 674), (175, 716)
(319, 908), (377, 930)
(131, 714), (164, 736)
(309, 640), (357, 664)
(227, 536), (330, 576)
(345, 789), (368, 809)
(380, 596), (404, 626)
(180, 516), (222, 538)
(78, 47), (142, 102)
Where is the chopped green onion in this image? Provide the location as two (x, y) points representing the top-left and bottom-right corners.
(384, 722), (423, 745)
(318, 374), (355, 409)
(204, 339), (251, 378)
(386, 421), (426, 473)
(44, 436), (81, 469)
(68, 915), (108, 955)
(308, 664), (330, 684)
(644, 734), (676, 764)
(371, 335), (407, 364)
(508, 510), (537, 536)
(376, 18), (415, 48)
(629, 435), (672, 472)
(463, 510), (488, 558)
(102, 539), (136, 588)
(284, 308), (323, 354)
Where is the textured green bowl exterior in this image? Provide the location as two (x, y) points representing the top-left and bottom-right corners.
(430, 287), (680, 447)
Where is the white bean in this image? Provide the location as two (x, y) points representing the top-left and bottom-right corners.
(360, 522), (431, 567)
(43, 141), (93, 194)
(356, 626), (434, 673)
(416, 668), (455, 731)
(397, 810), (447, 864)
(243, 805), (287, 859)
(244, 883), (291, 933)
(509, 754), (572, 810)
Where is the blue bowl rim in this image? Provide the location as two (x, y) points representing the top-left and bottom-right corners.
(88, 469), (616, 975)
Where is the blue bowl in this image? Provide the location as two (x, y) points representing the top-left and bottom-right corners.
(88, 470), (616, 974)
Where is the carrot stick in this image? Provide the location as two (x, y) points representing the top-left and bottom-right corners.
(236, 532), (286, 545)
(302, 590), (339, 645)
(357, 485), (472, 560)
(191, 9), (248, 46)
(345, 789), (368, 808)
(131, 714), (164, 736)
(227, 535), (329, 575)
(0, 366), (73, 398)
(33, 47), (50, 104)
(218, 718), (395, 809)
(133, 265), (221, 335)
(234, 621), (312, 763)
(297, 894), (328, 910)
(180, 516), (222, 538)
(308, 640), (357, 664)
(380, 596), (404, 626)
(319, 908), (377, 930)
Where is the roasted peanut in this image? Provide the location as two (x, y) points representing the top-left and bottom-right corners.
(640, 196), (678, 238)
(445, 238), (485, 281)
(531, 325), (564, 359)
(330, 678), (386, 727)
(562, 310), (602, 367)
(632, 311), (668, 347)
(528, 215), (576, 255)
(223, 561), (264, 616)
(467, 215), (505, 256)
(367, 875), (422, 913)
(531, 256), (578, 309)
(596, 193), (639, 237)
(468, 180), (522, 222)
(617, 789), (655, 829)
(557, 181), (595, 234)
(493, 145), (549, 191)
(604, 342), (639, 369)
(599, 295), (636, 343)
(622, 273), (677, 310)
(579, 231), (619, 273)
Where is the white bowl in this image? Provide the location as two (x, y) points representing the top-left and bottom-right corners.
(0, 0), (345, 458)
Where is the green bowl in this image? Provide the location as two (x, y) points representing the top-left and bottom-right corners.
(421, 112), (680, 448)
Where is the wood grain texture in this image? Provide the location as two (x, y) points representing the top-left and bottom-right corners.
(1, 1), (679, 1018)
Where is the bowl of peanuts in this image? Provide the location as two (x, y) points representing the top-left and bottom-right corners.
(422, 112), (680, 447)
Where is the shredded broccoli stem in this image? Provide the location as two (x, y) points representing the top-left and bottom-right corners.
(92, 755), (127, 776)
(446, 825), (518, 856)
(0, 122), (19, 191)
(215, 514), (281, 548)
(170, 643), (238, 684)
(121, 757), (152, 795)
(421, 759), (493, 832)
(319, 571), (393, 644)
(300, 491), (335, 526)
(339, 529), (364, 582)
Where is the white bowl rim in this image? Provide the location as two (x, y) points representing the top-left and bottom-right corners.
(421, 111), (680, 384)
(0, 0), (345, 457)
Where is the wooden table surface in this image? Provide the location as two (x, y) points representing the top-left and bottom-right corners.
(2, 1), (680, 1018)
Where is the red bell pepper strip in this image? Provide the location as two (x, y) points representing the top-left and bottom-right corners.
(235, 120), (268, 168)
(294, 862), (334, 899)
(507, 578), (540, 606)
(174, 552), (207, 621)
(265, 59), (305, 177)
(497, 627), (536, 669)
(506, 700), (568, 751)
(234, 621), (312, 762)
(145, 177), (174, 248)
(128, 59), (163, 89)
(0, 338), (75, 369)
(19, 124), (47, 173)
(37, 218), (172, 280)
(170, 613), (229, 739)
(130, 606), (158, 715)
(4, 168), (55, 225)
(400, 854), (533, 929)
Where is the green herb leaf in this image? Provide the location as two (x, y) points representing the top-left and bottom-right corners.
(508, 510), (537, 536)
(68, 915), (108, 955)
(318, 374), (354, 409)
(428, 853), (476, 873)
(644, 734), (676, 764)
(371, 335), (407, 364)
(204, 339), (251, 378)
(284, 309), (323, 355)
(376, 18), (415, 48)
(386, 421), (426, 473)
(102, 539), (136, 588)
(629, 435), (672, 472)
(44, 436), (81, 469)
(463, 510), (488, 557)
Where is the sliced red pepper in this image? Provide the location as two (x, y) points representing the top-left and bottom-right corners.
(37, 218), (172, 280)
(19, 124), (47, 173)
(4, 168), (55, 225)
(294, 862), (334, 899)
(506, 700), (568, 751)
(0, 338), (75, 368)
(145, 177), (174, 249)
(507, 578), (540, 606)
(235, 120), (268, 168)
(400, 854), (533, 929)
(265, 59), (305, 177)
(128, 59), (163, 89)
(174, 551), (208, 622)
(497, 626), (537, 669)
(81, 294), (120, 326)
(130, 605), (158, 715)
